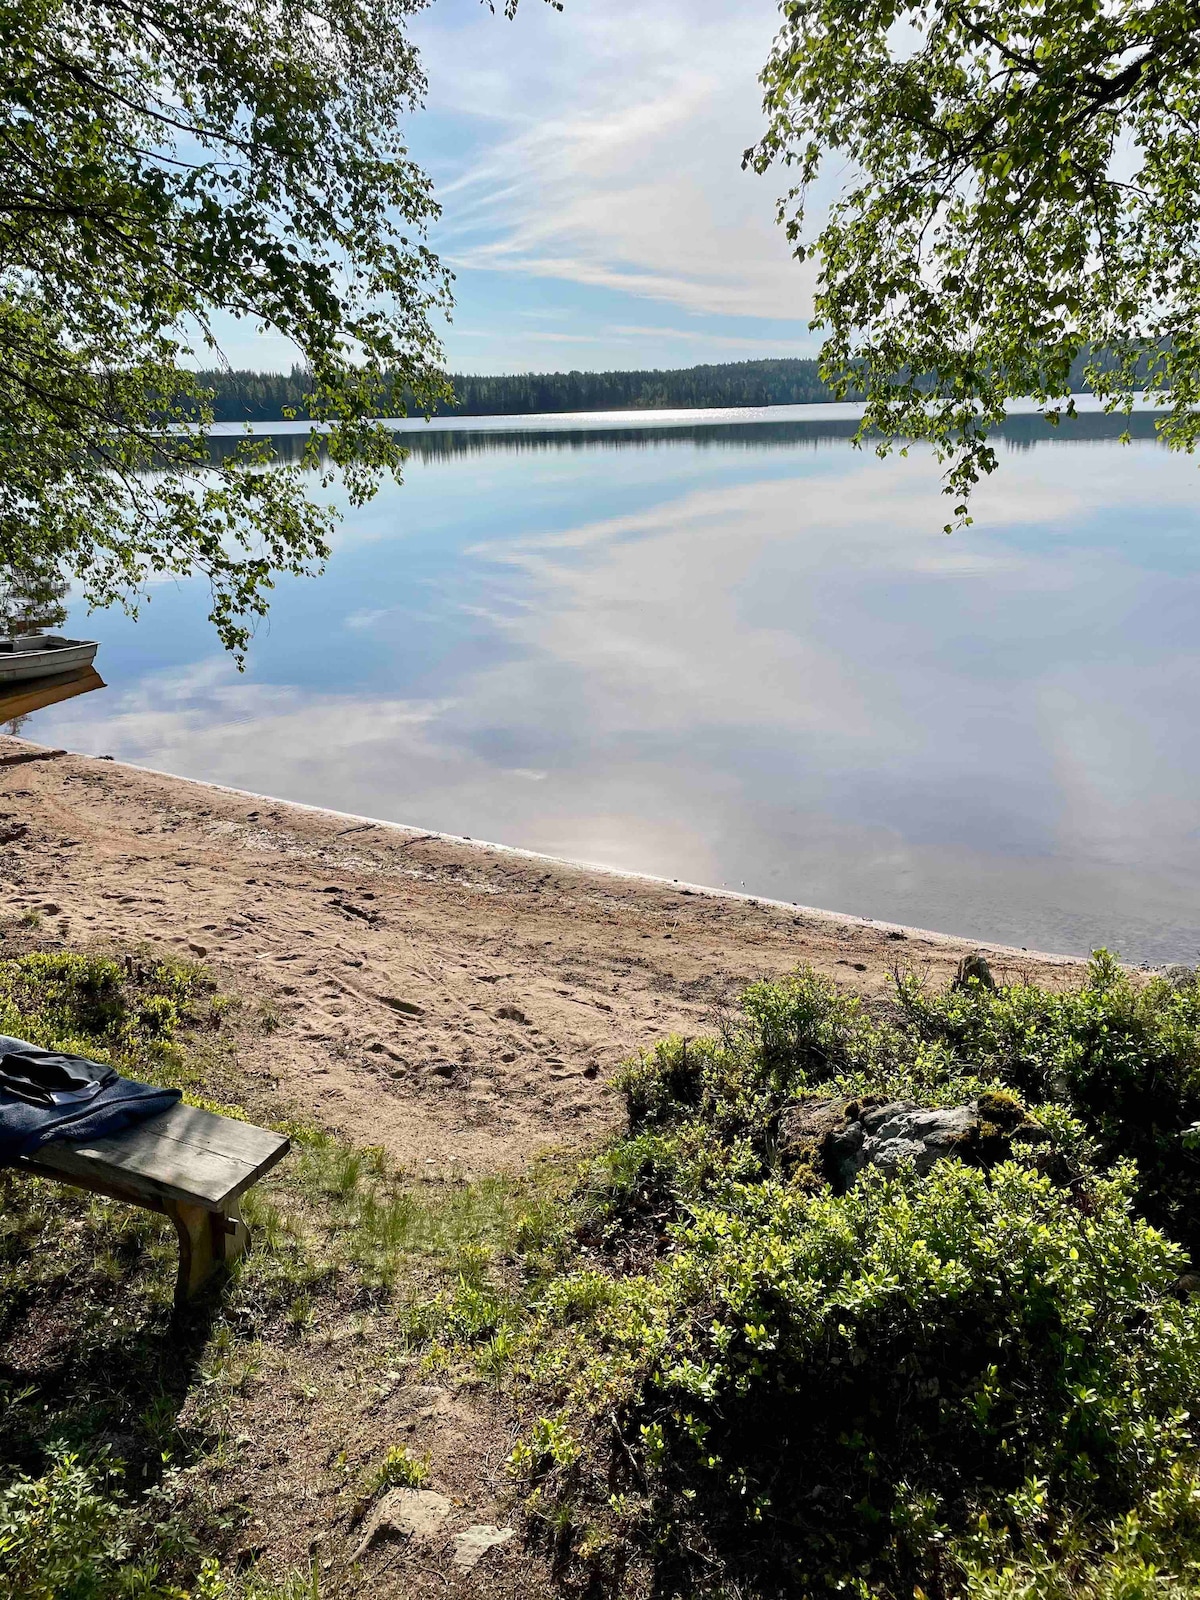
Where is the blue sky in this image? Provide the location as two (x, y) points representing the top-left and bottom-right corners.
(226, 0), (820, 376)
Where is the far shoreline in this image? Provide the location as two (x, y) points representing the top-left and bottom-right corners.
(201, 390), (1171, 438)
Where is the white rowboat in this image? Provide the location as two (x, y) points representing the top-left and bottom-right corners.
(0, 636), (99, 683)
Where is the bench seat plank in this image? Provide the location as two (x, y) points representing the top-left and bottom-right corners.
(16, 1102), (290, 1211)
(129, 1103), (289, 1171)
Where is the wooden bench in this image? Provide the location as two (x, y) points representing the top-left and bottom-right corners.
(14, 1103), (290, 1306)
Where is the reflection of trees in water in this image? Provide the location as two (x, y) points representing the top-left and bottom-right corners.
(200, 419), (867, 468)
(199, 410), (1167, 470)
(0, 567), (71, 733)
(994, 412), (1164, 451)
(0, 567), (69, 636)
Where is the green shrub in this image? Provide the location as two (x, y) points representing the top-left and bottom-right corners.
(0, 1448), (183, 1600)
(496, 958), (1200, 1597)
(359, 1444), (429, 1503)
(608, 956), (1200, 1260)
(598, 970), (1014, 1252)
(0, 951), (208, 1065)
(516, 1161), (1198, 1596)
(900, 950), (1200, 1255)
(0, 1448), (321, 1598)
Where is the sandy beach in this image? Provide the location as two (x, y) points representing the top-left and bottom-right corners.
(0, 734), (1087, 1171)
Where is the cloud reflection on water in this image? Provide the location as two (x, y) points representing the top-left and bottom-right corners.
(31, 417), (1200, 964)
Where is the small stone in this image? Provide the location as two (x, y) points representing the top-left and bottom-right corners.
(451, 1525), (515, 1570)
(953, 952), (996, 991)
(392, 1384), (450, 1420)
(188, 942), (208, 957)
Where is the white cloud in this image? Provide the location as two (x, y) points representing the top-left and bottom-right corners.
(411, 0), (814, 323)
(453, 323), (814, 353)
(344, 606), (399, 631)
(202, 2), (819, 370)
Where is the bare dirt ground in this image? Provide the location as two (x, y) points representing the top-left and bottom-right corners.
(0, 734), (1087, 1176)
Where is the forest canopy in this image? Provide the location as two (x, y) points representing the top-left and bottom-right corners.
(192, 358), (840, 420)
(188, 352), (1123, 423)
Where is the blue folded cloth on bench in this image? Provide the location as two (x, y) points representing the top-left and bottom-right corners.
(0, 1034), (181, 1161)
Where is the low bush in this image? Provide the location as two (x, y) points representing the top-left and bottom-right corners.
(0, 1447), (166, 1600)
(515, 1161), (1199, 1596)
(0, 1448), (320, 1599)
(481, 957), (1200, 1596)
(899, 949), (1200, 1255)
(0, 950), (226, 1101)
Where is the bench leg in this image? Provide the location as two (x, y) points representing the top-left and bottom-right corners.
(165, 1200), (248, 1306)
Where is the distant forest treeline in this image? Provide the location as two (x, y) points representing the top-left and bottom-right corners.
(191, 352), (1138, 424)
(192, 359), (843, 422)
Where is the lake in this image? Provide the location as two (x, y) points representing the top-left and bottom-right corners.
(19, 403), (1200, 966)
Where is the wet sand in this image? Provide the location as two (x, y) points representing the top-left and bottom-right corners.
(0, 735), (1086, 1171)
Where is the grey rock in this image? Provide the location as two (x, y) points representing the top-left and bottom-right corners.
(823, 1118), (865, 1181)
(350, 1488), (452, 1563)
(828, 1100), (979, 1187)
(451, 1524), (515, 1569)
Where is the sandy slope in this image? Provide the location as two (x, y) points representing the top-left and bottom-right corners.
(0, 736), (1086, 1173)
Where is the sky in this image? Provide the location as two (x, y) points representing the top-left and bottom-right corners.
(227, 0), (819, 376)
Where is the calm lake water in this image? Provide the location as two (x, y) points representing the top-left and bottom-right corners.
(21, 403), (1200, 966)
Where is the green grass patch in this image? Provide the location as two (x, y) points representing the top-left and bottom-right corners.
(0, 948), (560, 1598)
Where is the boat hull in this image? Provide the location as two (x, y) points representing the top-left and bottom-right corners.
(0, 640), (99, 683)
